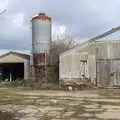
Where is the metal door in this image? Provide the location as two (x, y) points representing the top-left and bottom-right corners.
(110, 61), (120, 86)
(97, 60), (120, 87)
(96, 60), (111, 87)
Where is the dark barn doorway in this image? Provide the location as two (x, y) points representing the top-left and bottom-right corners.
(0, 63), (24, 81)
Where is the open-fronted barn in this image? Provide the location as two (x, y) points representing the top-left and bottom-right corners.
(59, 27), (120, 87)
(0, 51), (30, 81)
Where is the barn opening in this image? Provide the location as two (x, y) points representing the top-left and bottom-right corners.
(0, 52), (30, 81)
(0, 63), (24, 81)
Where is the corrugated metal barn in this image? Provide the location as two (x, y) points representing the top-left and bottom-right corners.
(59, 27), (120, 87)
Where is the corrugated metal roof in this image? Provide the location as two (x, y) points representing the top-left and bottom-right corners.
(0, 50), (31, 63)
(0, 49), (9, 56)
(60, 26), (120, 56)
(89, 26), (120, 42)
(0, 49), (31, 57)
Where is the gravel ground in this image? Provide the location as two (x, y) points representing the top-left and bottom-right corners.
(0, 88), (119, 120)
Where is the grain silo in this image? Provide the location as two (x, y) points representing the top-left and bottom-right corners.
(32, 13), (52, 79)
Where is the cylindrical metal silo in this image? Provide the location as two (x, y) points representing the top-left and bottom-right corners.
(32, 13), (52, 78)
(32, 13), (51, 54)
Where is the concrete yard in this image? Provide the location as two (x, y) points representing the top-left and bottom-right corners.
(0, 88), (120, 120)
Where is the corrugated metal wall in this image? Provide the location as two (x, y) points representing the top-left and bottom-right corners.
(32, 14), (51, 54)
(96, 41), (120, 87)
(60, 52), (80, 79)
(88, 55), (96, 84)
(60, 41), (120, 87)
(97, 60), (120, 87)
(96, 42), (120, 59)
(59, 51), (96, 82)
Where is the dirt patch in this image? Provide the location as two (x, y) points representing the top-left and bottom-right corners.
(0, 88), (120, 120)
(0, 111), (18, 120)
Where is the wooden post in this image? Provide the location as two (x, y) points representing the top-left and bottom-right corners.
(24, 60), (29, 80)
(10, 71), (12, 82)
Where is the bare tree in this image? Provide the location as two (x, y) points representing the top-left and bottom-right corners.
(51, 29), (79, 65)
(48, 28), (79, 83)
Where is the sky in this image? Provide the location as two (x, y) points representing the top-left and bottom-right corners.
(0, 0), (120, 50)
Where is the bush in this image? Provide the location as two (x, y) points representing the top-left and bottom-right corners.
(0, 78), (60, 90)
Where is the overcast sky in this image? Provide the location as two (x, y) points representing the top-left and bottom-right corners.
(0, 0), (120, 50)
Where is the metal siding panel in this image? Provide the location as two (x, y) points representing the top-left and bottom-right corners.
(96, 42), (120, 59)
(96, 60), (120, 87)
(96, 60), (111, 87)
(88, 55), (96, 79)
(32, 19), (51, 53)
(0, 54), (24, 63)
(110, 61), (120, 86)
(59, 52), (80, 79)
(59, 52), (90, 80)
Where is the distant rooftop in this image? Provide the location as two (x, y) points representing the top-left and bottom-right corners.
(0, 49), (31, 56)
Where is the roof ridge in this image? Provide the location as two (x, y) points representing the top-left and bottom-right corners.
(0, 51), (30, 59)
(89, 26), (120, 42)
(60, 26), (120, 56)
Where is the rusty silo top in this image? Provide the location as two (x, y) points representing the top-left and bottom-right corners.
(32, 13), (51, 21)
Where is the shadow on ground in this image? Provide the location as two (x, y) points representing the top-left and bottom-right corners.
(0, 111), (18, 120)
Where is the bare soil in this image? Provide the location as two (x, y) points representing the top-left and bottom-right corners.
(0, 88), (119, 120)
(0, 111), (18, 120)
